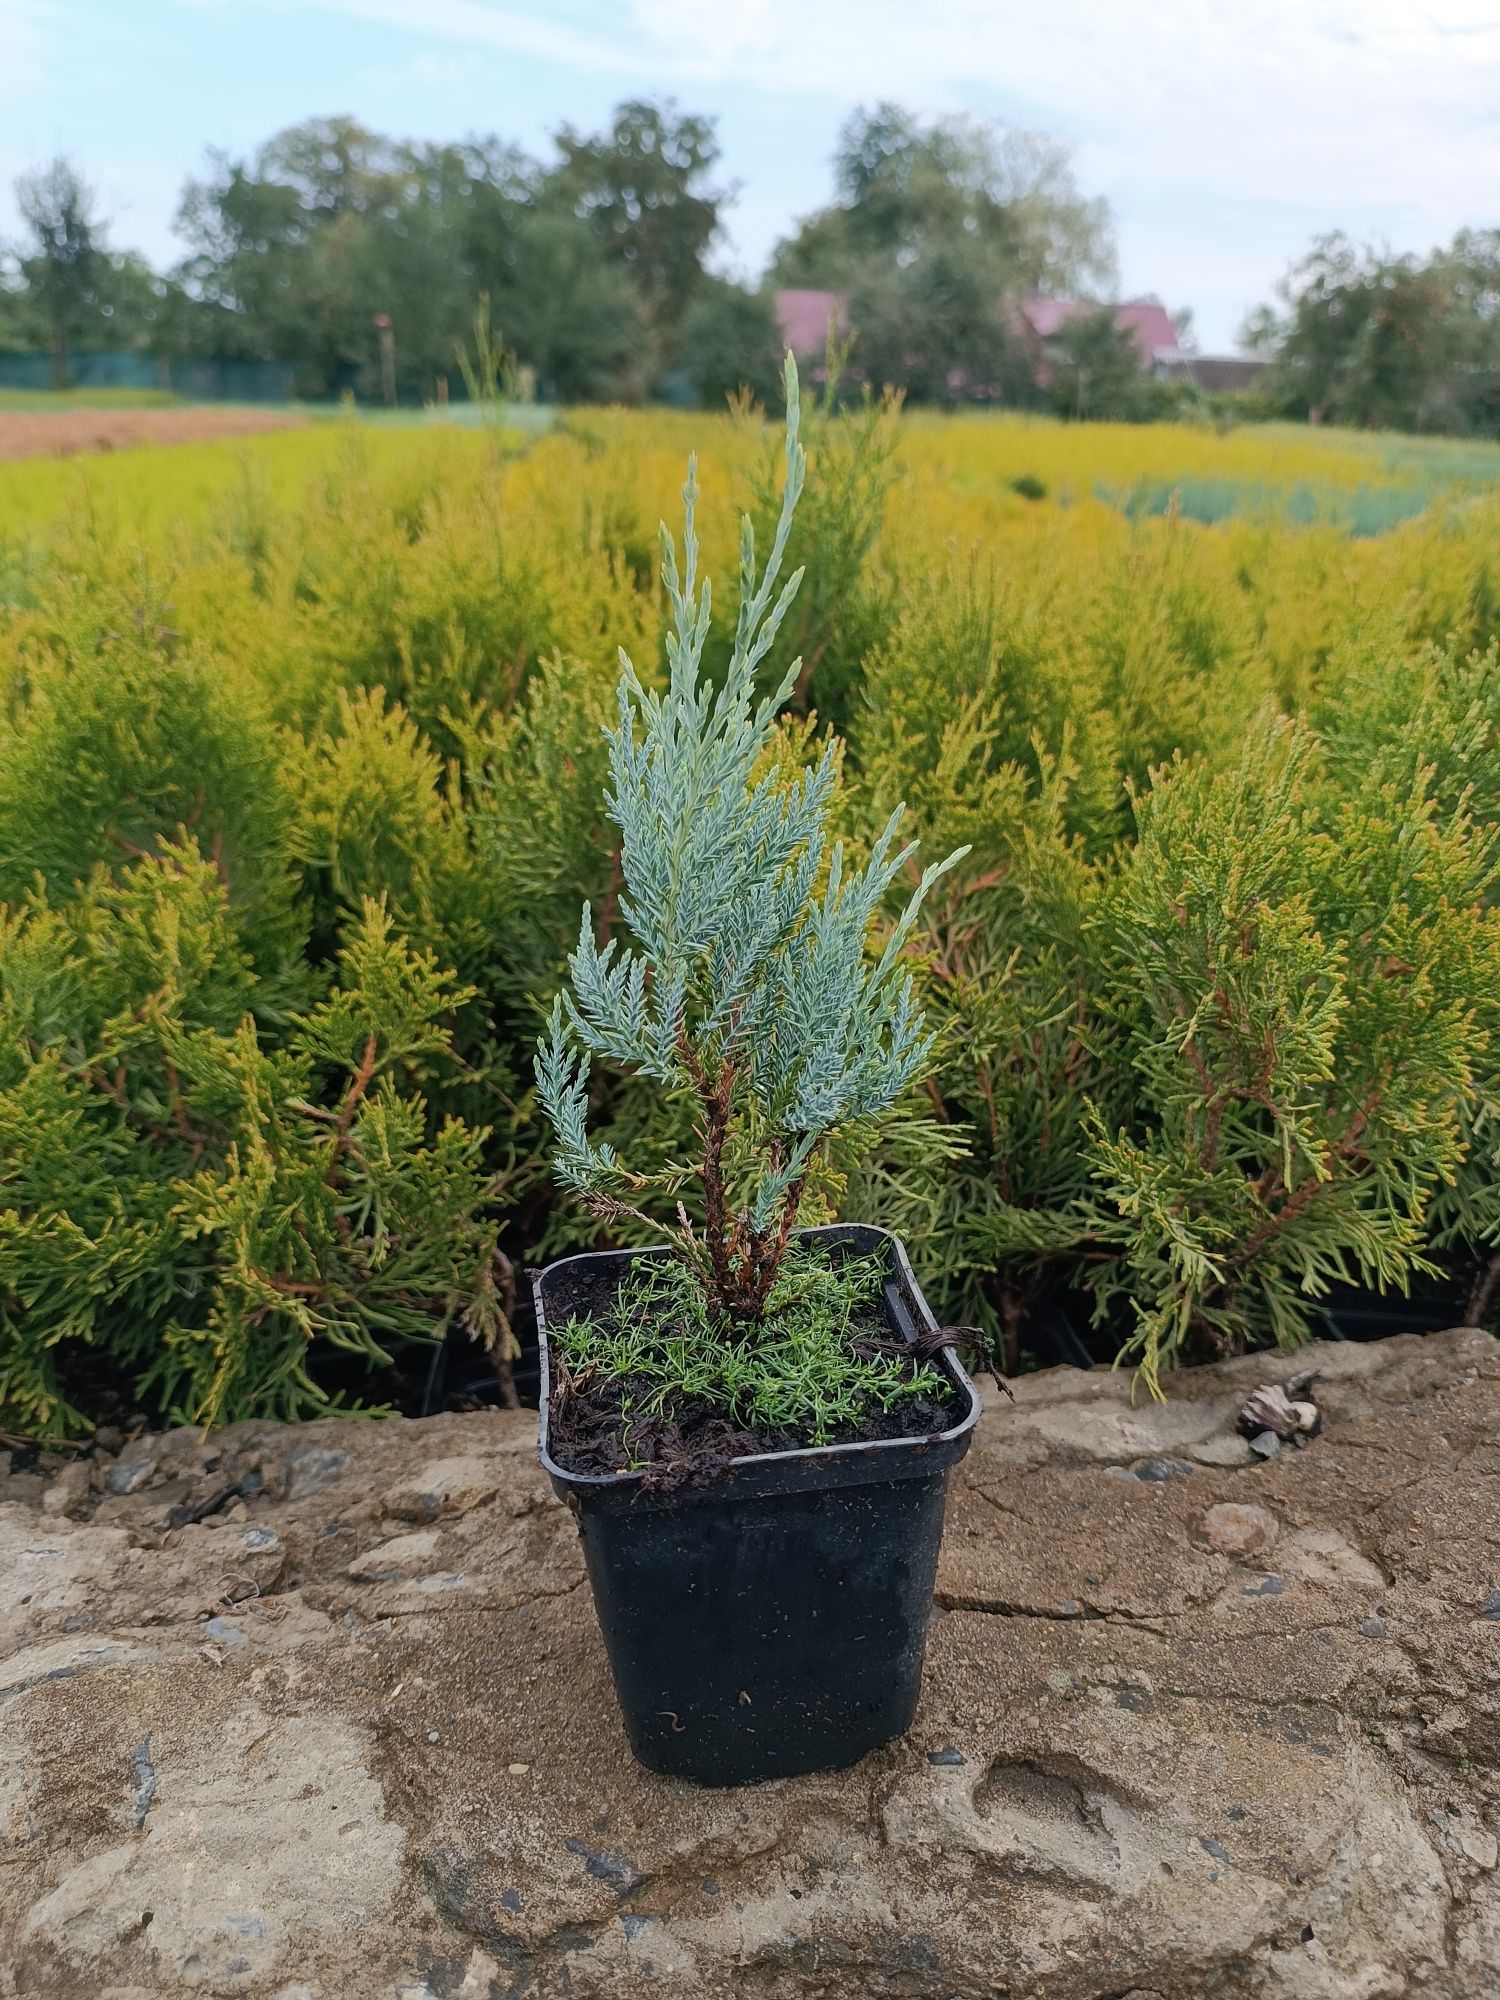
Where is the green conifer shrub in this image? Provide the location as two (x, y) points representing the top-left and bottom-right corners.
(855, 698), (1500, 1384)
(876, 734), (1124, 1367)
(0, 627), (307, 999)
(1079, 518), (1271, 791)
(852, 561), (1124, 852)
(1315, 634), (1500, 838)
(1088, 720), (1500, 1392)
(1314, 636), (1500, 1317)
(459, 651), (624, 1008)
(293, 687), (481, 971)
(0, 859), (502, 1434)
(4, 385), (1500, 1435)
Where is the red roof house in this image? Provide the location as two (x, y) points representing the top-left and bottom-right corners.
(772, 288), (1186, 380)
(772, 289), (850, 358)
(1017, 296), (1184, 367)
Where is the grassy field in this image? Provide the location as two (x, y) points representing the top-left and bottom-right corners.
(0, 385), (185, 410)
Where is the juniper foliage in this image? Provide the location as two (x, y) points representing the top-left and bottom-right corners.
(740, 331), (904, 733)
(536, 356), (967, 1319)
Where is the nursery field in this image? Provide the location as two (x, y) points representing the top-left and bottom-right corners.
(2, 396), (1499, 1435)
(0, 402), (303, 463)
(0, 386), (184, 411)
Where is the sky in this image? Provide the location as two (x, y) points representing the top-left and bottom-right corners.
(3, 0), (1500, 352)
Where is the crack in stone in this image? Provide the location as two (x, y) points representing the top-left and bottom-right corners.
(131, 1733), (156, 1828)
(966, 1485), (1044, 1529)
(934, 1590), (1171, 1636)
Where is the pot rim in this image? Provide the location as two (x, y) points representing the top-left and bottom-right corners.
(534, 1221), (982, 1491)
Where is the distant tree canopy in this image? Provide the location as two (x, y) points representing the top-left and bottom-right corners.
(15, 112), (1500, 433)
(0, 101), (1140, 411)
(2, 157), (167, 383)
(770, 104), (1123, 408)
(676, 276), (783, 408)
(1247, 230), (1500, 435)
(551, 100), (725, 358)
(163, 103), (744, 403)
(172, 115), (652, 401)
(0, 108), (741, 404)
(850, 243), (1036, 408)
(1045, 307), (1155, 422)
(772, 105), (1117, 302)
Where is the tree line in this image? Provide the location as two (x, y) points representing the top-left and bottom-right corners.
(0, 102), (1130, 409)
(1246, 231), (1500, 435)
(8, 98), (1500, 431)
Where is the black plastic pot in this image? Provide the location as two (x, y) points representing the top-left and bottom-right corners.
(535, 1222), (980, 1787)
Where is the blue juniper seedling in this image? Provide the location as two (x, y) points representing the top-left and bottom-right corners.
(536, 353), (968, 1333)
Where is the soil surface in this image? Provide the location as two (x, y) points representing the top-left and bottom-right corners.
(1, 1327), (1497, 1998)
(540, 1238), (970, 1480)
(548, 1367), (968, 1480)
(0, 405), (302, 460)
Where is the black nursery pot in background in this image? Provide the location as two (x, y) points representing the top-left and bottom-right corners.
(535, 1223), (981, 1787)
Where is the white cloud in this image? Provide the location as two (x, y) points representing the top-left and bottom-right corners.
(270, 0), (1500, 340)
(7, 0), (1498, 347)
(270, 0), (661, 75)
(323, 0), (1500, 211)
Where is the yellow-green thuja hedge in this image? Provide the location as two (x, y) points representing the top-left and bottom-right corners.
(2, 402), (1499, 1431)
